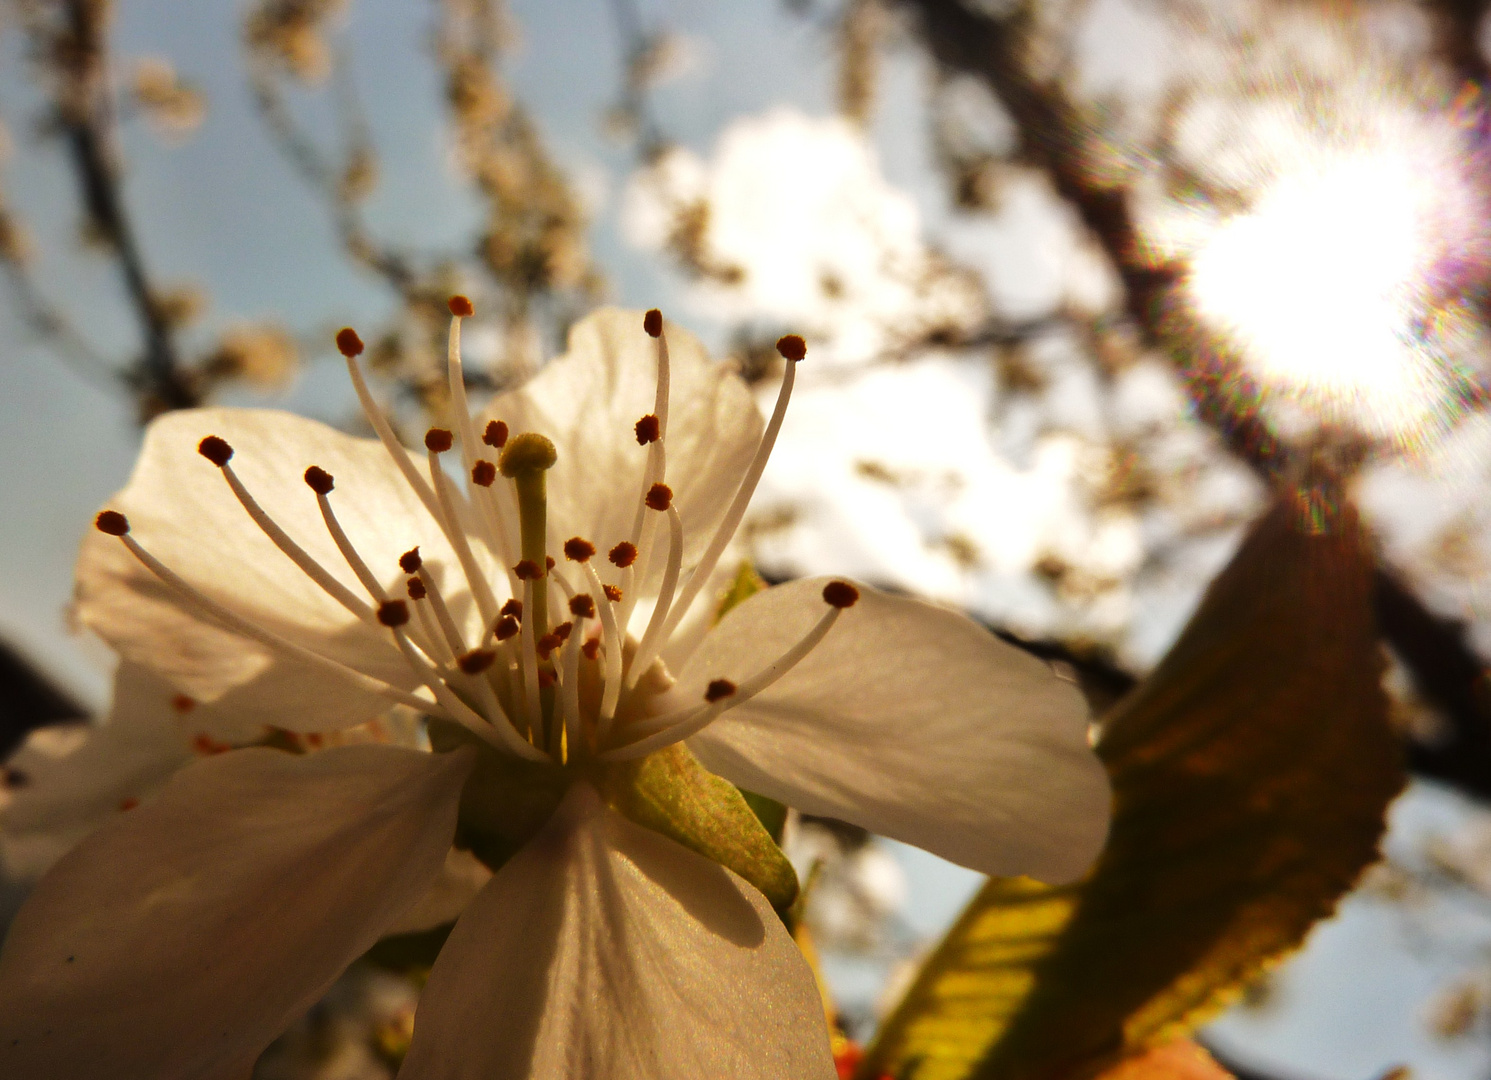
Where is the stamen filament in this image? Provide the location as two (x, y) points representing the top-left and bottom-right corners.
(602, 601), (842, 762)
(519, 577), (543, 746)
(446, 309), (518, 569)
(416, 565), (469, 658)
(561, 610), (586, 759)
(626, 504), (684, 690)
(115, 533), (437, 715)
(314, 489), (388, 602)
(579, 560), (625, 732)
(426, 448), (500, 627)
(389, 626), (548, 762)
(217, 463), (374, 624)
(342, 350), (447, 527)
(412, 595), (454, 666)
(651, 354), (797, 658)
(621, 321), (672, 628)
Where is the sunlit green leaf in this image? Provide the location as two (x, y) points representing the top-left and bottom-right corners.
(861, 490), (1404, 1080)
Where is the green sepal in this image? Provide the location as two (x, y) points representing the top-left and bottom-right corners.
(716, 559), (768, 621)
(597, 742), (799, 911)
(428, 718), (568, 873)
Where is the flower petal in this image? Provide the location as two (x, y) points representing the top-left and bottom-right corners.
(76, 407), (482, 730)
(482, 309), (763, 584)
(679, 578), (1111, 883)
(0, 743), (472, 1079)
(398, 782), (835, 1080)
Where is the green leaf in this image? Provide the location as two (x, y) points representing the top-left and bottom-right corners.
(861, 490), (1404, 1080)
(599, 742), (800, 911)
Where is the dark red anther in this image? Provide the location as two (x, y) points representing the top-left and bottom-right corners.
(95, 510), (130, 536)
(608, 541), (637, 568)
(472, 460), (497, 486)
(582, 638), (601, 661)
(197, 436), (233, 466)
(776, 334), (806, 361)
(554, 621), (573, 641)
(501, 598), (523, 620)
(822, 580), (860, 608)
(643, 308), (663, 337)
(705, 678), (737, 703)
(448, 294), (475, 318)
(635, 414), (660, 445)
(495, 615), (520, 641)
(603, 584), (623, 603)
(645, 483), (673, 511)
(457, 649), (496, 674)
(407, 577), (427, 600)
(514, 560), (543, 580)
(377, 600), (410, 627)
(171, 694), (196, 713)
(399, 547), (422, 573)
(564, 537), (596, 562)
(336, 328), (364, 357)
(425, 428), (454, 453)
(483, 420), (509, 448)
(538, 668), (556, 689)
(304, 466), (335, 495)
(536, 632), (562, 659)
(569, 594), (596, 619)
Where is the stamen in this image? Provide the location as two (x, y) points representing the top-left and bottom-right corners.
(495, 615), (520, 641)
(578, 559), (625, 733)
(537, 632), (563, 660)
(624, 503), (684, 691)
(171, 694), (195, 712)
(554, 621), (573, 641)
(603, 584), (847, 762)
(609, 542), (637, 568)
(569, 594), (596, 619)
(400, 547), (422, 573)
(560, 600), (588, 757)
(519, 578), (543, 741)
(304, 466), (335, 495)
(501, 598), (523, 620)
(106, 528), (437, 714)
(643, 308), (663, 337)
(583, 638), (601, 660)
(705, 678), (737, 703)
(308, 470), (388, 602)
(415, 564), (471, 660)
(564, 537), (596, 562)
(426, 441), (500, 626)
(199, 449), (374, 624)
(338, 327), (447, 529)
(407, 578), (427, 600)
(472, 460), (497, 486)
(425, 428), (454, 454)
(484, 420), (508, 448)
(443, 304), (518, 571)
(822, 580), (860, 608)
(635, 414), (660, 445)
(621, 313), (673, 626)
(647, 333), (805, 660)
(514, 560), (543, 580)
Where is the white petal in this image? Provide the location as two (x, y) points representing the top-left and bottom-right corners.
(482, 309), (763, 583)
(679, 578), (1111, 883)
(0, 744), (472, 1080)
(384, 847), (493, 936)
(398, 782), (835, 1080)
(76, 407), (481, 730)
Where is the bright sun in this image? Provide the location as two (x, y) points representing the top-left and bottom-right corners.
(1185, 111), (1487, 444)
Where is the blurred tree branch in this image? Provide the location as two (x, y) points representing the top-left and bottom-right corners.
(895, 0), (1491, 804)
(9, 0), (199, 415)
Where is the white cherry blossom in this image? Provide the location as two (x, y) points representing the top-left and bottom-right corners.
(0, 305), (1108, 1079)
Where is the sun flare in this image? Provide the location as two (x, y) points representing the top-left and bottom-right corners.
(1184, 106), (1489, 444)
